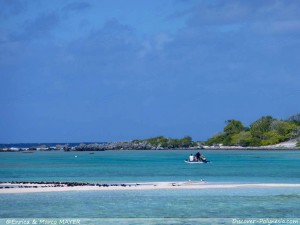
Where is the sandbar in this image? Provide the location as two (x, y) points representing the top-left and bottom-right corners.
(1, 182), (300, 194)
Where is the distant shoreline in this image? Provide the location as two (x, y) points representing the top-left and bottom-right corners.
(1, 148), (300, 152)
(0, 137), (300, 153)
(1, 147), (300, 152)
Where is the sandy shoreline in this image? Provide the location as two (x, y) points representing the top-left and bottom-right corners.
(1, 182), (300, 194)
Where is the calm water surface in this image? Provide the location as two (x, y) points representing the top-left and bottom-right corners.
(0, 150), (299, 221)
(0, 150), (300, 183)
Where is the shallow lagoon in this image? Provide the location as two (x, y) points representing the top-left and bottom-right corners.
(0, 150), (300, 222)
(1, 188), (300, 218)
(0, 150), (300, 183)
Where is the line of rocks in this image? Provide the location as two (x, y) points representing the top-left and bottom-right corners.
(73, 142), (202, 151)
(73, 142), (155, 151)
(0, 181), (132, 189)
(0, 141), (204, 152)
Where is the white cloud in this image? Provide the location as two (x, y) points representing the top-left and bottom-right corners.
(138, 33), (173, 58)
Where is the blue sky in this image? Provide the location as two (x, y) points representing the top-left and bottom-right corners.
(1, 0), (299, 143)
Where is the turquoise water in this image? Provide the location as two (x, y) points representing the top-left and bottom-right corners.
(0, 150), (300, 222)
(1, 150), (300, 183)
(0, 150), (300, 183)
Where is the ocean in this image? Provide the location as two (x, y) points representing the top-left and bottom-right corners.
(0, 150), (299, 224)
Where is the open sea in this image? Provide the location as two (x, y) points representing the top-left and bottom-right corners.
(0, 150), (300, 224)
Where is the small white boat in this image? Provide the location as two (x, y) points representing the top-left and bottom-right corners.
(185, 152), (210, 164)
(184, 160), (205, 164)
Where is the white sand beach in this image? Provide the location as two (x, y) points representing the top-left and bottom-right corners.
(1, 182), (300, 194)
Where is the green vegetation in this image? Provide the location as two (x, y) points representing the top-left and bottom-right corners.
(206, 114), (300, 147)
(224, 120), (245, 135)
(133, 136), (198, 148)
(131, 113), (300, 149)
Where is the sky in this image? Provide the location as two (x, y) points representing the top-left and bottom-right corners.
(0, 0), (300, 143)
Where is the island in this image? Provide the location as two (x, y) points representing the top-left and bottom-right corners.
(205, 113), (300, 149)
(1, 113), (299, 152)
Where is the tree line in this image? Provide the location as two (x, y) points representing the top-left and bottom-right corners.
(132, 136), (197, 148)
(205, 113), (300, 147)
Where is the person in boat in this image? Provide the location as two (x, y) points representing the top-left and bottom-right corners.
(189, 154), (194, 162)
(195, 152), (201, 161)
(201, 154), (208, 163)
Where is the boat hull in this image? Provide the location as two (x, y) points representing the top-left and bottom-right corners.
(184, 160), (205, 164)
